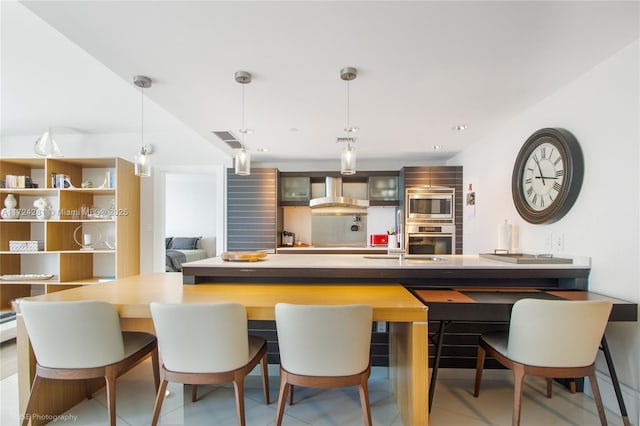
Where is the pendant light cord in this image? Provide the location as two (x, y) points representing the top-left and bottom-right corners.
(346, 78), (352, 150)
(140, 86), (145, 152)
(241, 82), (246, 149)
(346, 79), (350, 135)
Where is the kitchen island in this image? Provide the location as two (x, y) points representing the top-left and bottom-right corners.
(182, 253), (591, 290)
(181, 253), (592, 387)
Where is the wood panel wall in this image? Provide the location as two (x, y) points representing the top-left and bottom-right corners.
(226, 168), (278, 252)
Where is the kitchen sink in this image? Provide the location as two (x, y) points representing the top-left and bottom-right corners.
(404, 257), (448, 263)
(362, 255), (447, 262)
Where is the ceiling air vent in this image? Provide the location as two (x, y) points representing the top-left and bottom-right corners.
(212, 131), (243, 149)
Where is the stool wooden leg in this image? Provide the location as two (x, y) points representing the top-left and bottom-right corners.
(588, 369), (608, 426)
(512, 365), (525, 426)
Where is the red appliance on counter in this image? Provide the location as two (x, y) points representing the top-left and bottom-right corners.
(369, 234), (389, 246)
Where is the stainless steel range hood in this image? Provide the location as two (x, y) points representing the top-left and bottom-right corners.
(309, 176), (369, 215)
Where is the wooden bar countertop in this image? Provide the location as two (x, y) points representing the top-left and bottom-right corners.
(19, 272), (428, 322)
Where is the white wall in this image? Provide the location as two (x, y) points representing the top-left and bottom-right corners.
(451, 40), (640, 419)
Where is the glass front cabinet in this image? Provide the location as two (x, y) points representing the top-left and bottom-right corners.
(368, 175), (399, 205)
(279, 176), (311, 205)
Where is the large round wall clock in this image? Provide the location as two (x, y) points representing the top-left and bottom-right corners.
(512, 127), (584, 224)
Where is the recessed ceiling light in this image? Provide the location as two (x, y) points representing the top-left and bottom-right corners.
(432, 145), (443, 150)
(452, 124), (468, 131)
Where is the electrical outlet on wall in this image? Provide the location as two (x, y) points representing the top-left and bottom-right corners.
(552, 233), (565, 251)
(376, 321), (387, 333)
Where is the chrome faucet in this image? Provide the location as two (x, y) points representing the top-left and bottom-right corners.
(388, 209), (405, 262)
(388, 237), (405, 262)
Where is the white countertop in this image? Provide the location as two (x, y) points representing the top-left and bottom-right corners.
(184, 253), (591, 270)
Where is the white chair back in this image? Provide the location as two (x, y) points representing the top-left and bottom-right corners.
(20, 300), (126, 369)
(150, 302), (249, 373)
(507, 299), (612, 367)
(275, 303), (373, 376)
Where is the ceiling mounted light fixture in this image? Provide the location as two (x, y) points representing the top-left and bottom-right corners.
(34, 128), (62, 157)
(133, 75), (153, 177)
(234, 70), (253, 176)
(340, 67), (359, 175)
(135, 144), (153, 176)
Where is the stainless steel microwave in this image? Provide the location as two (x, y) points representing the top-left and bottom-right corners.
(406, 187), (455, 221)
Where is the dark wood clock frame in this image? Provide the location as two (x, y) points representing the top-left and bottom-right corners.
(512, 128), (584, 224)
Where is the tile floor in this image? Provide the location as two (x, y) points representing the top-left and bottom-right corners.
(0, 359), (626, 425)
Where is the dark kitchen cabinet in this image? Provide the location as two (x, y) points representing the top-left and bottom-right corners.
(278, 171), (399, 208)
(226, 168), (278, 252)
(279, 176), (310, 205)
(368, 175), (399, 206)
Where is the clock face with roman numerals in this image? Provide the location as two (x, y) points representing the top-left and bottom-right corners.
(522, 142), (565, 211)
(512, 128), (584, 224)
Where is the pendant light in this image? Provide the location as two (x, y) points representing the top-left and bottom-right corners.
(34, 128), (62, 157)
(340, 67), (359, 175)
(133, 75), (153, 177)
(235, 70), (252, 176)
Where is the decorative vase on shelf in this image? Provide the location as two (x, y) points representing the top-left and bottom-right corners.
(1, 194), (20, 220)
(4, 194), (17, 209)
(33, 198), (52, 220)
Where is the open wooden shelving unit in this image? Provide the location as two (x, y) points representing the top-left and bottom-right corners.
(0, 157), (140, 312)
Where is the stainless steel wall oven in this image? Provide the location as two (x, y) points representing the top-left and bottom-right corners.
(405, 224), (455, 255)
